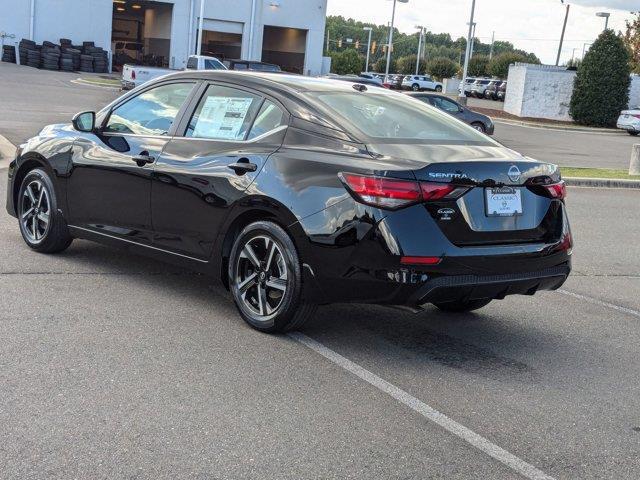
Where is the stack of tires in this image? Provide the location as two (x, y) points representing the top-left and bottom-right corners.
(26, 48), (41, 69)
(1, 45), (16, 63)
(79, 54), (94, 73)
(18, 39), (36, 65)
(41, 41), (61, 71)
(83, 43), (108, 73)
(60, 39), (80, 72)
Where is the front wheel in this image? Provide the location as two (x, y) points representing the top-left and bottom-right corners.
(628, 131), (639, 136)
(228, 221), (316, 333)
(17, 168), (72, 253)
(435, 85), (443, 92)
(471, 122), (486, 133)
(412, 83), (420, 91)
(433, 298), (492, 313)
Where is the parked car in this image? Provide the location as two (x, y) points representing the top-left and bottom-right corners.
(358, 72), (383, 85)
(471, 79), (493, 98)
(402, 75), (443, 92)
(616, 109), (640, 135)
(121, 55), (227, 90)
(496, 81), (508, 101)
(383, 74), (406, 90)
(6, 72), (571, 333)
(459, 77), (477, 96)
(483, 81), (503, 100)
(224, 59), (282, 72)
(406, 92), (494, 134)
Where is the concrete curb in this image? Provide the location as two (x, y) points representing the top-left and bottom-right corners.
(494, 119), (620, 135)
(0, 134), (16, 168)
(564, 177), (640, 189)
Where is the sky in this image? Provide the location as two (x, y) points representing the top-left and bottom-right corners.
(326, 0), (637, 65)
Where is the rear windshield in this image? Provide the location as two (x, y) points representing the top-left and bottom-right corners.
(309, 90), (494, 144)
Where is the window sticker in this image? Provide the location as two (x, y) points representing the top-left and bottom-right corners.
(193, 96), (255, 140)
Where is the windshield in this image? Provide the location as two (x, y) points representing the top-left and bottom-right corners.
(309, 90), (495, 145)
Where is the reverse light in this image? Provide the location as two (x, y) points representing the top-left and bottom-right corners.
(339, 173), (468, 210)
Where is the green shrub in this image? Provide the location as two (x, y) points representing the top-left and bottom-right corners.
(488, 52), (530, 78)
(396, 55), (425, 75)
(426, 57), (459, 80)
(467, 55), (490, 77)
(330, 49), (364, 75)
(569, 30), (631, 127)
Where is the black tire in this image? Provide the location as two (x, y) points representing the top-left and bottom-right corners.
(435, 85), (443, 92)
(433, 298), (492, 313)
(628, 131), (639, 136)
(228, 220), (316, 333)
(412, 83), (420, 91)
(17, 169), (72, 253)
(471, 122), (486, 133)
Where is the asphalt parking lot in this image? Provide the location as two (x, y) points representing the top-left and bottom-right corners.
(1, 62), (640, 479)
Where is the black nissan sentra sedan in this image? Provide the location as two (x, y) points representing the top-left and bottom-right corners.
(5, 72), (572, 333)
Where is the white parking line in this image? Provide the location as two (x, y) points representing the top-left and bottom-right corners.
(557, 289), (640, 318)
(289, 332), (556, 480)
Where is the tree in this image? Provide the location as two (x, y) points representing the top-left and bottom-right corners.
(396, 55), (425, 74)
(330, 49), (364, 75)
(624, 12), (640, 74)
(373, 56), (397, 74)
(570, 30), (631, 127)
(467, 55), (489, 77)
(426, 57), (459, 80)
(488, 52), (530, 78)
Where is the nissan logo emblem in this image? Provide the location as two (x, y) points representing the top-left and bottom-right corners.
(508, 165), (521, 183)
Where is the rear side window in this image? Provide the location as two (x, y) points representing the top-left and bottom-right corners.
(247, 100), (286, 140)
(186, 57), (198, 70)
(185, 85), (262, 140)
(105, 82), (195, 136)
(204, 59), (225, 70)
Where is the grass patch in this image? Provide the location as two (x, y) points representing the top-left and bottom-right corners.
(561, 167), (640, 180)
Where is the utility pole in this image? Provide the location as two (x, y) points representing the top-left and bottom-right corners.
(489, 31), (495, 59)
(326, 29), (330, 54)
(555, 1), (570, 66)
(415, 26), (424, 75)
(469, 22), (476, 60)
(363, 27), (372, 72)
(459, 0), (476, 105)
(384, 0), (409, 83)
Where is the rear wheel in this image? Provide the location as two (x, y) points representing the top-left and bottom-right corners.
(412, 83), (420, 91)
(228, 221), (316, 333)
(471, 122), (486, 133)
(17, 168), (72, 253)
(435, 85), (443, 92)
(433, 298), (492, 313)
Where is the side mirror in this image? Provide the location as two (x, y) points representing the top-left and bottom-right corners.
(72, 111), (96, 132)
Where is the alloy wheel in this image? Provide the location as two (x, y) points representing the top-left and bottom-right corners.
(234, 235), (288, 319)
(20, 179), (51, 243)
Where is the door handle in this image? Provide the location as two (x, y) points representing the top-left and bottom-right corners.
(228, 159), (257, 175)
(132, 152), (155, 167)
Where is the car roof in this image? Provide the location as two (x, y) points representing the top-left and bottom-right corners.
(163, 70), (393, 95)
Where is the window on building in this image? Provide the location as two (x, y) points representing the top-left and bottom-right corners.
(105, 82), (195, 136)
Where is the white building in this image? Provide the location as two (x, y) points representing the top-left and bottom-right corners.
(0, 0), (328, 75)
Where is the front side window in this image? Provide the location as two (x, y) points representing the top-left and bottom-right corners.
(432, 97), (460, 113)
(105, 82), (194, 136)
(186, 85), (262, 141)
(247, 100), (287, 140)
(310, 90), (493, 144)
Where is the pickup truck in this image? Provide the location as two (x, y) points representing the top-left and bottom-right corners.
(121, 55), (227, 90)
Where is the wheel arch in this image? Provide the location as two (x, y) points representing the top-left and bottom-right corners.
(12, 154), (57, 216)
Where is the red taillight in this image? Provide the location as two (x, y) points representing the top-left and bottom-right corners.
(131, 70), (136, 80)
(543, 181), (566, 200)
(400, 256), (442, 265)
(633, 114), (640, 119)
(339, 173), (467, 209)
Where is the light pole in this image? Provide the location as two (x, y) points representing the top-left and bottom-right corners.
(384, 0), (409, 83)
(582, 42), (592, 59)
(196, 0), (205, 56)
(556, 0), (570, 66)
(363, 27), (373, 73)
(489, 31), (495, 59)
(469, 22), (476, 59)
(459, 0), (476, 105)
(596, 12), (610, 30)
(415, 25), (424, 75)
